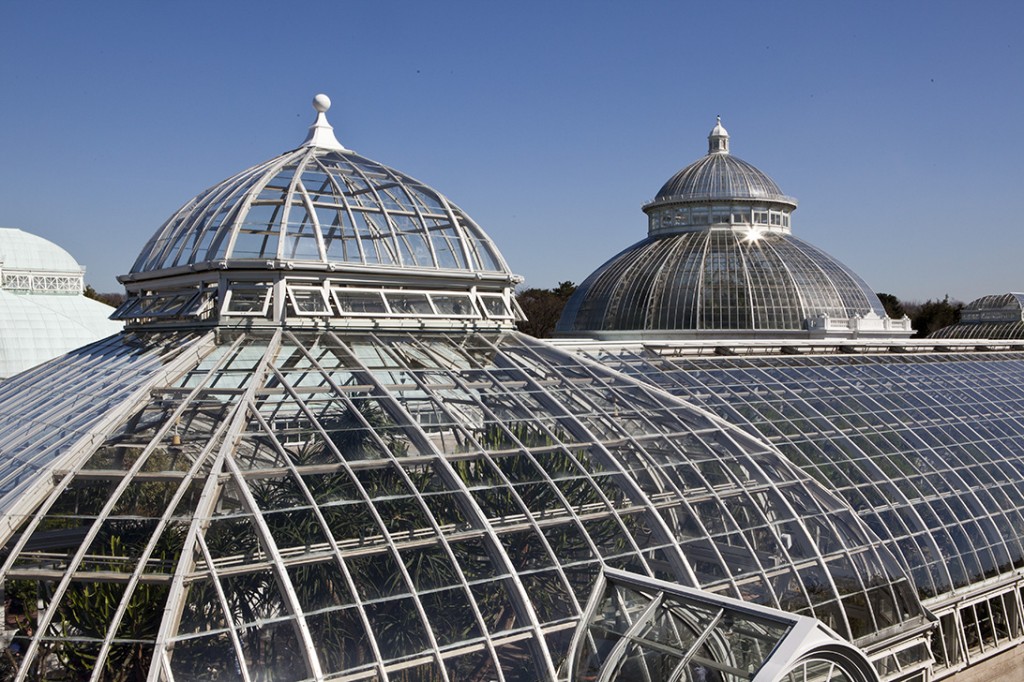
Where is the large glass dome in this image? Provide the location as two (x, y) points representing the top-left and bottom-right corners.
(557, 120), (909, 340)
(130, 96), (508, 280)
(0, 98), (920, 682)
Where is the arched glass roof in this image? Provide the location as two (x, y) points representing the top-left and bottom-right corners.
(930, 292), (1024, 339)
(0, 329), (922, 680)
(576, 344), (1024, 606)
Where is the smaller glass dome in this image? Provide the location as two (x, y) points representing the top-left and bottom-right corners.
(0, 227), (83, 275)
(646, 119), (797, 210)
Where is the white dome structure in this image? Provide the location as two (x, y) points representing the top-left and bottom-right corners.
(0, 228), (122, 377)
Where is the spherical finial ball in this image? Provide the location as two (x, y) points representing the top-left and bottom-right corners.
(312, 94), (331, 113)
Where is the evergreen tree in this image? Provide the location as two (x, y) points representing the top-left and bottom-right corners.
(515, 281), (576, 338)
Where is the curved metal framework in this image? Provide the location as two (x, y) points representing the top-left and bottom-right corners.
(0, 329), (923, 680)
(930, 292), (1024, 340)
(557, 232), (888, 338)
(573, 340), (1024, 675)
(130, 147), (507, 278)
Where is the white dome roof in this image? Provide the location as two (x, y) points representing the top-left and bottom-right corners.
(0, 291), (122, 377)
(0, 228), (83, 273)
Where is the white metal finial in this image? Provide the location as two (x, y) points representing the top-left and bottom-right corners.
(313, 93), (331, 113)
(302, 93), (346, 151)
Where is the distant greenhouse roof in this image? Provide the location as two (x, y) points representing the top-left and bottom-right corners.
(557, 120), (906, 341)
(0, 227), (121, 377)
(930, 292), (1024, 339)
(0, 291), (121, 377)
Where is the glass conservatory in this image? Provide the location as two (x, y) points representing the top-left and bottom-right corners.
(0, 98), (912, 681)
(555, 120), (912, 341)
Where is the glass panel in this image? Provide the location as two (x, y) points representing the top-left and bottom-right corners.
(225, 287), (271, 315)
(479, 294), (512, 319)
(288, 287), (331, 315)
(308, 607), (374, 675)
(385, 292), (434, 316)
(169, 633), (245, 681)
(333, 289), (388, 315)
(430, 293), (477, 317)
(363, 597), (430, 661)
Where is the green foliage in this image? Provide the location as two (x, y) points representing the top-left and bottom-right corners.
(908, 295), (963, 338)
(876, 292), (906, 319)
(875, 292), (964, 337)
(515, 281), (576, 338)
(83, 285), (125, 308)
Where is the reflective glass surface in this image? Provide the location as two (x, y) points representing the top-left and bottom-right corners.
(558, 232), (886, 335)
(586, 347), (1024, 602)
(652, 153), (795, 206)
(0, 330), (924, 680)
(131, 147), (507, 276)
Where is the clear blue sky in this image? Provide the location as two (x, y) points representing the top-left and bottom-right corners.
(1, 1), (1022, 303)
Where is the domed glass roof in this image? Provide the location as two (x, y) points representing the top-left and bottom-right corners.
(130, 150), (506, 276)
(647, 119), (796, 209)
(115, 96), (520, 332)
(558, 120), (904, 340)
